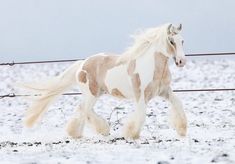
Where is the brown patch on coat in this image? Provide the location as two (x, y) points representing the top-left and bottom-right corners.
(144, 52), (171, 103)
(78, 70), (87, 83)
(111, 88), (125, 99)
(81, 54), (121, 96)
(127, 60), (141, 102)
(144, 82), (155, 103)
(127, 60), (136, 75)
(131, 73), (141, 102)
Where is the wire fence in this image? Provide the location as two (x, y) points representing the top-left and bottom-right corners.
(1, 52), (235, 66)
(1, 88), (235, 100)
(0, 52), (235, 99)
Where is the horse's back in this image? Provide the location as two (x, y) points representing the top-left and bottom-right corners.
(77, 53), (132, 98)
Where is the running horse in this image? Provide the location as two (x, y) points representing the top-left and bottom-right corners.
(22, 23), (187, 139)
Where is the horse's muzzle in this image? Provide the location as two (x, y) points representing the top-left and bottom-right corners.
(174, 57), (186, 67)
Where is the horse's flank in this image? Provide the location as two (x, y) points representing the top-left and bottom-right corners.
(78, 54), (120, 97)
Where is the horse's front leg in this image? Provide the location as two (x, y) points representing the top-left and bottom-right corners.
(161, 88), (187, 136)
(123, 99), (147, 139)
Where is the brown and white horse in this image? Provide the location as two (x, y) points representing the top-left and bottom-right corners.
(22, 23), (187, 139)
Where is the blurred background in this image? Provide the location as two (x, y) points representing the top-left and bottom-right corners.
(0, 0), (234, 62)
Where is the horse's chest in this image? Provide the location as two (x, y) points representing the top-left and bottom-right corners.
(154, 66), (171, 85)
(143, 55), (171, 103)
(144, 69), (171, 102)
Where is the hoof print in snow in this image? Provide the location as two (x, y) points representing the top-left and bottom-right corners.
(65, 140), (70, 144)
(192, 138), (199, 143)
(211, 153), (229, 163)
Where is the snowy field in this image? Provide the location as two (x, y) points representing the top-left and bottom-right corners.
(0, 58), (235, 164)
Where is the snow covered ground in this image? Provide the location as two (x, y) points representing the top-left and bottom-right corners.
(0, 58), (234, 164)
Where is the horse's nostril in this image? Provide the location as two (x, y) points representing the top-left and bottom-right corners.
(179, 60), (182, 64)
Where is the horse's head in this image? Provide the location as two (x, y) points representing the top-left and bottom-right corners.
(166, 24), (186, 67)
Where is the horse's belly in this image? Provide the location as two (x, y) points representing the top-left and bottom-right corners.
(105, 65), (134, 99)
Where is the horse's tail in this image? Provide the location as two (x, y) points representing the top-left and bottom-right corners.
(22, 60), (84, 128)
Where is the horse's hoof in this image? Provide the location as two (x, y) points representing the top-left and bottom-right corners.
(68, 132), (83, 139)
(170, 114), (187, 137)
(122, 122), (140, 140)
(123, 133), (140, 140)
(176, 123), (187, 137)
(95, 119), (110, 136)
(66, 126), (83, 138)
(96, 126), (110, 136)
(177, 127), (187, 136)
(66, 118), (84, 138)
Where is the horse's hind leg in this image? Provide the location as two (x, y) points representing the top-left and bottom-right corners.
(84, 95), (110, 136)
(66, 102), (86, 138)
(66, 94), (109, 138)
(66, 94), (97, 138)
(66, 103), (86, 138)
(161, 89), (187, 136)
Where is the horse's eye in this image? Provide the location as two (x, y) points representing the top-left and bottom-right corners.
(168, 37), (175, 45)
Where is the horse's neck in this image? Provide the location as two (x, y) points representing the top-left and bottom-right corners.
(120, 47), (170, 78)
(135, 49), (169, 69)
(135, 49), (156, 70)
(154, 52), (169, 69)
(130, 50), (160, 90)
(153, 52), (171, 87)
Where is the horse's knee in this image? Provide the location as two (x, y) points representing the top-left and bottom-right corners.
(66, 117), (85, 138)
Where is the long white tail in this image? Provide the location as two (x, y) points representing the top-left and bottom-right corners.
(22, 60), (83, 127)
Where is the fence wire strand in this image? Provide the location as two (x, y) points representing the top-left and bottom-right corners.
(1, 52), (235, 66)
(1, 88), (235, 99)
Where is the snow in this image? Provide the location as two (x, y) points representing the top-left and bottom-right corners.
(0, 58), (235, 163)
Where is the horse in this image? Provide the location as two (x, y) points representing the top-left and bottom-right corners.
(22, 23), (187, 139)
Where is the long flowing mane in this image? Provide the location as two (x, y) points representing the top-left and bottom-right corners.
(119, 23), (170, 63)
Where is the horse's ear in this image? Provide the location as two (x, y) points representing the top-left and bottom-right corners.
(167, 24), (173, 35)
(177, 24), (182, 31)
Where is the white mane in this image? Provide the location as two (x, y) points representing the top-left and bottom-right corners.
(119, 23), (170, 62)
